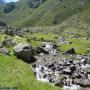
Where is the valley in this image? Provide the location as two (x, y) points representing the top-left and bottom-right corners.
(0, 0), (90, 90)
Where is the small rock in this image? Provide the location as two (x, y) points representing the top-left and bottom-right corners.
(0, 47), (9, 55)
(64, 48), (76, 54)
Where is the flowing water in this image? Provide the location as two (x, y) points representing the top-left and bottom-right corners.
(63, 85), (80, 90)
(81, 64), (90, 68)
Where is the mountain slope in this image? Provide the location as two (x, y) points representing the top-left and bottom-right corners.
(0, 0), (90, 27)
(19, 0), (90, 27)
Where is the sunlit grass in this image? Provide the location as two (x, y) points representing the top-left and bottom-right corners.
(58, 38), (90, 54)
(0, 55), (61, 90)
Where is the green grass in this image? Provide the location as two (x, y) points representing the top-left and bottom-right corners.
(13, 35), (27, 44)
(29, 33), (58, 42)
(62, 27), (86, 38)
(0, 55), (61, 90)
(30, 40), (42, 47)
(58, 38), (90, 55)
(0, 33), (6, 41)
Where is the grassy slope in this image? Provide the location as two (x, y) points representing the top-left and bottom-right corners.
(1, 0), (89, 27)
(0, 55), (61, 90)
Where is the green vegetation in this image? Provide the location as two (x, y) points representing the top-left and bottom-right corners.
(0, 55), (61, 90)
(29, 33), (58, 42)
(58, 38), (90, 55)
(1, 31), (90, 55)
(0, 32), (58, 51)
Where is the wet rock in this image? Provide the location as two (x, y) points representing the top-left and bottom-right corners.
(69, 60), (73, 64)
(58, 61), (65, 66)
(35, 47), (49, 54)
(45, 42), (57, 50)
(81, 57), (88, 65)
(72, 73), (82, 79)
(54, 80), (63, 87)
(83, 67), (90, 74)
(75, 79), (90, 87)
(50, 49), (57, 56)
(31, 63), (36, 68)
(64, 48), (76, 54)
(52, 43), (57, 49)
(47, 63), (54, 68)
(51, 66), (56, 71)
(45, 43), (53, 50)
(70, 65), (76, 72)
(73, 60), (81, 65)
(14, 43), (35, 63)
(63, 68), (71, 75)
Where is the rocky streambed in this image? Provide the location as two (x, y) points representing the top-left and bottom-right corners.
(30, 53), (90, 90)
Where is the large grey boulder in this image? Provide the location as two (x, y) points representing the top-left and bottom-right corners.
(14, 43), (35, 63)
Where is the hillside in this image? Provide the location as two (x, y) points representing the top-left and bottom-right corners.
(0, 0), (90, 27)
